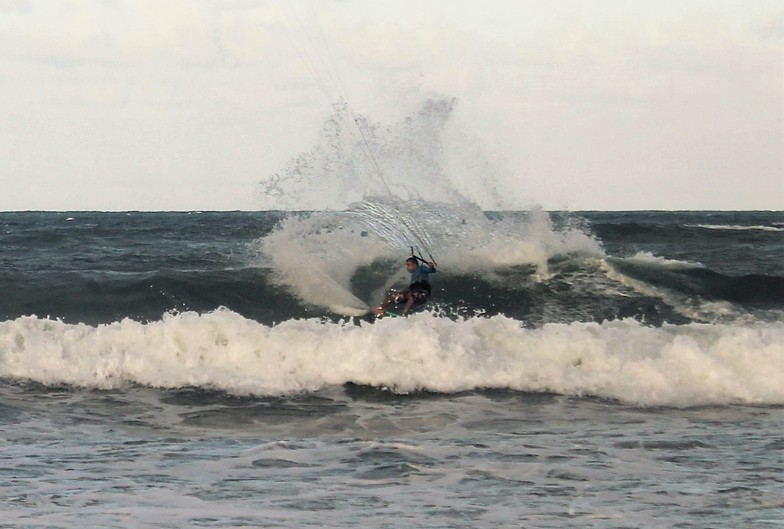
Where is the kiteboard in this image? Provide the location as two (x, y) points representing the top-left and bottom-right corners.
(378, 310), (401, 319)
(371, 306), (401, 319)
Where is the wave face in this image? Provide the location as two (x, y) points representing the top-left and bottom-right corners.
(4, 210), (781, 326)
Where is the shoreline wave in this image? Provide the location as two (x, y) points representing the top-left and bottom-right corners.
(2, 309), (782, 407)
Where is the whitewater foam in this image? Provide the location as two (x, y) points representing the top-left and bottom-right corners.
(257, 199), (602, 314)
(626, 251), (704, 269)
(686, 224), (784, 232)
(2, 310), (781, 407)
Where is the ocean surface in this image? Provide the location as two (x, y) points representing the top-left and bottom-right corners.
(1, 207), (783, 528)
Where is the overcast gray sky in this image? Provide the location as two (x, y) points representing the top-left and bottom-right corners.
(1, 0), (782, 210)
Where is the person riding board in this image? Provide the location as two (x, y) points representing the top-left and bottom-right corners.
(373, 256), (437, 317)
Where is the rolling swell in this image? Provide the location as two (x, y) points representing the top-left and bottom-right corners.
(609, 259), (784, 308)
(2, 254), (780, 327)
(584, 211), (784, 277)
(1, 211), (781, 327)
(0, 269), (304, 325)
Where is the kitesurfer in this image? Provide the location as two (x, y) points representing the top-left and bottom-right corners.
(373, 256), (437, 317)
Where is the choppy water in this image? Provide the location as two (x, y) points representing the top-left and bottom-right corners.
(1, 208), (783, 527)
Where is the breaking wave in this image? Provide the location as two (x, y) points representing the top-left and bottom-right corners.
(2, 309), (782, 407)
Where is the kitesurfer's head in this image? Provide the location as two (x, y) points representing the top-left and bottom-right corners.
(405, 256), (418, 272)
